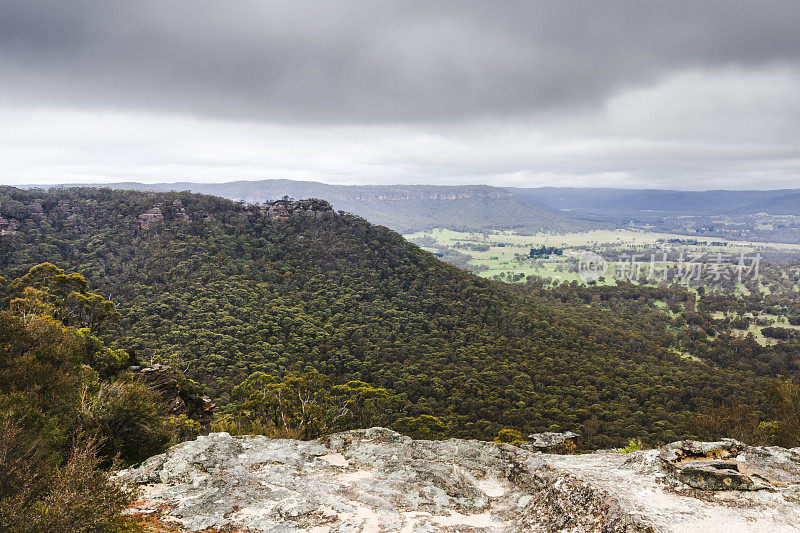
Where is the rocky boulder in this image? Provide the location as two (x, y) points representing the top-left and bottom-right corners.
(137, 364), (187, 414)
(523, 431), (580, 454)
(658, 439), (800, 491)
(117, 428), (800, 532)
(134, 364), (215, 425)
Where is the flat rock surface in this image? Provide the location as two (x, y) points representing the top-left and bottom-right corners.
(545, 450), (800, 532)
(117, 428), (800, 532)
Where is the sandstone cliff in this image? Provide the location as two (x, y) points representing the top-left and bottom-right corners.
(117, 428), (800, 532)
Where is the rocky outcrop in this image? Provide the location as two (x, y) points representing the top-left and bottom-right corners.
(137, 364), (188, 414)
(133, 364), (215, 425)
(337, 191), (515, 202)
(172, 199), (191, 223)
(265, 196), (335, 220)
(117, 428), (800, 532)
(138, 205), (164, 229)
(25, 201), (44, 216)
(523, 431), (580, 454)
(658, 439), (800, 491)
(138, 200), (192, 228)
(0, 215), (20, 235)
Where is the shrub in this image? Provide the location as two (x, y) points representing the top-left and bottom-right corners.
(23, 437), (139, 533)
(0, 417), (139, 533)
(392, 415), (448, 440)
(762, 326), (797, 341)
(494, 428), (524, 446)
(619, 438), (644, 454)
(165, 414), (201, 444)
(86, 380), (171, 465)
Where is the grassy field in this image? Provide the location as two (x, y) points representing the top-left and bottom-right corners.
(404, 228), (800, 284)
(705, 311), (800, 346)
(405, 228), (800, 249)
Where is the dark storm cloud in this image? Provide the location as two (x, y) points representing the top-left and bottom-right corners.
(2, 0), (799, 123)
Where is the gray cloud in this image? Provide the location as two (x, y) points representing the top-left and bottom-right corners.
(1, 1), (799, 189)
(2, 1), (800, 123)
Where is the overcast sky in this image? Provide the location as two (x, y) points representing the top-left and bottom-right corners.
(1, 1), (799, 189)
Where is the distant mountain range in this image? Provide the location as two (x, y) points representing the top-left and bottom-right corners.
(508, 187), (800, 220)
(40, 180), (800, 239)
(89, 180), (595, 234)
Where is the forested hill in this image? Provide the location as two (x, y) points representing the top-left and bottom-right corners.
(0, 186), (762, 447)
(95, 180), (594, 233)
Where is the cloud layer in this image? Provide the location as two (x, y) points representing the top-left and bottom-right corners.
(1, 1), (799, 188)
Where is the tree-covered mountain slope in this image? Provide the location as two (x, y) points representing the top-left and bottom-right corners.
(0, 186), (763, 447)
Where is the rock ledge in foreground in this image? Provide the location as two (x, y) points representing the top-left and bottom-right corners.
(117, 428), (800, 532)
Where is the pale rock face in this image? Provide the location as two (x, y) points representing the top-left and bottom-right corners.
(117, 428), (800, 532)
(522, 432), (580, 454)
